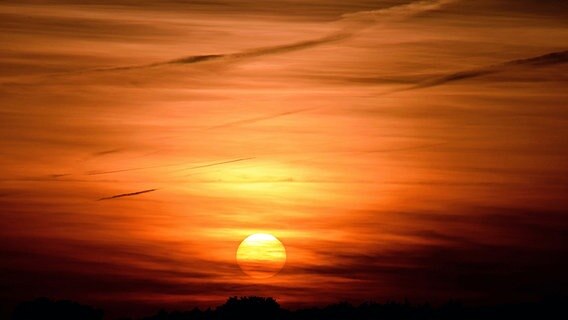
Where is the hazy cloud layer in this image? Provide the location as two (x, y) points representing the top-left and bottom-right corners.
(1, 0), (567, 318)
(49, 0), (458, 74)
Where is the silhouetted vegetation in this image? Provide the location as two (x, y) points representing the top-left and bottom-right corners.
(216, 296), (280, 320)
(11, 295), (568, 320)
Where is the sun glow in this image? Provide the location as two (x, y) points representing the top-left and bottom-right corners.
(236, 233), (287, 279)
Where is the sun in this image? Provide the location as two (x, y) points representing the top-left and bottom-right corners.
(236, 233), (287, 279)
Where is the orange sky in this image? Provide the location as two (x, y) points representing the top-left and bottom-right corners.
(1, 0), (568, 317)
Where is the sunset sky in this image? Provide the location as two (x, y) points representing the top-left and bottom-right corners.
(1, 0), (567, 317)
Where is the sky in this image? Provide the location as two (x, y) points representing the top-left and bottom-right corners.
(1, 0), (568, 317)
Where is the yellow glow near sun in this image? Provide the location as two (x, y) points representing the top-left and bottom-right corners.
(236, 233), (286, 279)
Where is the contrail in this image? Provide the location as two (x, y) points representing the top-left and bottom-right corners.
(97, 189), (157, 201)
(206, 108), (315, 130)
(161, 31), (567, 159)
(89, 33), (351, 73)
(340, 0), (456, 23)
(94, 158), (255, 199)
(87, 163), (183, 175)
(71, 0), (457, 73)
(91, 148), (124, 157)
(197, 29), (568, 132)
(507, 50), (568, 66)
(366, 141), (454, 154)
(172, 157), (255, 172)
(87, 157), (254, 175)
(400, 50), (568, 91)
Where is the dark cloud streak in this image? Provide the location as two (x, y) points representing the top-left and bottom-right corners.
(57, 0), (457, 75)
(97, 188), (157, 201)
(402, 50), (568, 91)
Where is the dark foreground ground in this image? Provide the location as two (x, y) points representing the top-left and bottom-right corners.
(9, 296), (568, 320)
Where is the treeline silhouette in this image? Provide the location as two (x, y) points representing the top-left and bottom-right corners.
(10, 296), (567, 320)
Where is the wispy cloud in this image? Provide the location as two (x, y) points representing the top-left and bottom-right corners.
(2, 0), (567, 315)
(206, 109), (314, 130)
(75, 0), (458, 73)
(87, 157), (254, 175)
(173, 157), (255, 173)
(91, 148), (124, 157)
(402, 50), (568, 91)
(97, 188), (157, 201)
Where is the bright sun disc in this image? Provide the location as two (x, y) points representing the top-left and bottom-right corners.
(236, 233), (286, 279)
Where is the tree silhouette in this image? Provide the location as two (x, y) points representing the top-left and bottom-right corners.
(216, 296), (281, 320)
(9, 295), (568, 320)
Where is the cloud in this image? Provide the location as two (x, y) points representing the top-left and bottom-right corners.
(87, 157), (254, 175)
(507, 50), (568, 66)
(402, 50), (568, 91)
(97, 188), (157, 201)
(206, 109), (315, 130)
(91, 148), (124, 157)
(288, 206), (568, 302)
(72, 0), (458, 73)
(2, 0), (567, 316)
(340, 0), (457, 22)
(174, 157), (256, 173)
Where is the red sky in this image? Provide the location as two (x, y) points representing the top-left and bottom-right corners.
(1, 0), (568, 317)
